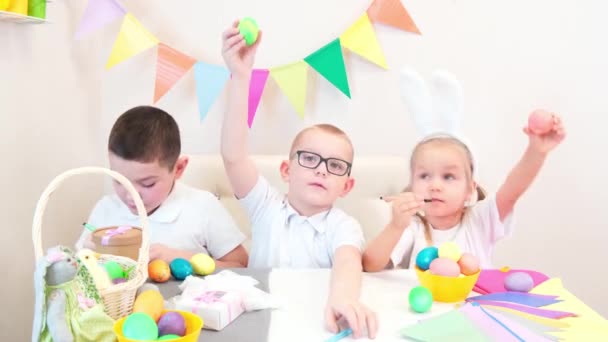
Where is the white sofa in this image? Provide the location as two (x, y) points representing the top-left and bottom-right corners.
(180, 155), (410, 249)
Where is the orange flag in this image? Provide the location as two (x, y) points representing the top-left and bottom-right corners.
(154, 43), (196, 102)
(367, 0), (421, 34)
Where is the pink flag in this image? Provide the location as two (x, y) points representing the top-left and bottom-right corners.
(248, 69), (269, 128)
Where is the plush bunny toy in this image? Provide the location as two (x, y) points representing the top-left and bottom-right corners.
(32, 246), (115, 342)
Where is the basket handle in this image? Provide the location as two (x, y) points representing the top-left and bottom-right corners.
(32, 167), (150, 271)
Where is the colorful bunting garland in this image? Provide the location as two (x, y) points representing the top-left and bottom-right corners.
(76, 0), (421, 126)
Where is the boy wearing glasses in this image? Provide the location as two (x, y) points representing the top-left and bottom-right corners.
(220, 22), (377, 339)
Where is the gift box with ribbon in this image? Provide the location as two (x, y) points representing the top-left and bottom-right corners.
(175, 290), (245, 331)
(91, 225), (142, 261)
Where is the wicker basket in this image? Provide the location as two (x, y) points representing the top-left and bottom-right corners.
(32, 167), (150, 320)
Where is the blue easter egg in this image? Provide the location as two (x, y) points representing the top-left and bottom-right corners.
(169, 258), (193, 280)
(416, 246), (439, 270)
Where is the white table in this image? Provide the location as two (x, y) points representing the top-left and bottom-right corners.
(159, 269), (456, 342)
(267, 269), (456, 342)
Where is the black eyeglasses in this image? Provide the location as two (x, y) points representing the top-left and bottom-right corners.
(294, 150), (352, 176)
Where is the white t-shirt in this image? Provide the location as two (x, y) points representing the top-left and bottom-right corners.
(390, 195), (514, 269)
(76, 182), (245, 259)
(240, 176), (365, 269)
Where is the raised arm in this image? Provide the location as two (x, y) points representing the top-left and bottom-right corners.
(496, 112), (566, 220)
(220, 21), (263, 198)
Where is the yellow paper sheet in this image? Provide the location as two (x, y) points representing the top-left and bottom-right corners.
(531, 278), (608, 340)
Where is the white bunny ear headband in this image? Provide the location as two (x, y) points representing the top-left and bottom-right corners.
(399, 67), (478, 177)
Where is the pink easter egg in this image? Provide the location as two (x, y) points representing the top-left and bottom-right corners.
(429, 257), (460, 277)
(458, 253), (480, 276)
(528, 110), (553, 134)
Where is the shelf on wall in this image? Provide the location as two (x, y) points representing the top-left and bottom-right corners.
(0, 10), (47, 24)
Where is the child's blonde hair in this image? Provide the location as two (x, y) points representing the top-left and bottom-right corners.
(289, 124), (354, 161)
(407, 135), (486, 245)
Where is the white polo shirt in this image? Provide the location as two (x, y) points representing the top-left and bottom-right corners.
(390, 194), (514, 269)
(241, 176), (365, 269)
(76, 182), (245, 259)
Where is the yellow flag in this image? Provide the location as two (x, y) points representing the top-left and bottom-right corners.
(531, 278), (608, 340)
(340, 13), (387, 69)
(270, 61), (308, 118)
(106, 13), (159, 69)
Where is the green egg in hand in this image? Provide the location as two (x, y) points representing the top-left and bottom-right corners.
(238, 17), (259, 46)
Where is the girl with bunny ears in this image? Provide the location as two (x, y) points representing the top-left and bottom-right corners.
(363, 68), (566, 271)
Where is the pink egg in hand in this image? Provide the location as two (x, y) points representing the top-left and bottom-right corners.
(429, 257), (460, 277)
(458, 253), (480, 276)
(528, 109), (554, 134)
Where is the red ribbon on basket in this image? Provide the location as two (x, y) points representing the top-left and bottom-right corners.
(101, 226), (132, 246)
(192, 291), (234, 322)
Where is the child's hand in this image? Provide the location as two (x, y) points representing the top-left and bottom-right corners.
(221, 20), (262, 78)
(149, 244), (180, 264)
(325, 298), (377, 339)
(524, 112), (566, 154)
(383, 193), (424, 230)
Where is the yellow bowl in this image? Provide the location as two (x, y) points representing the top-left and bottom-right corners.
(114, 310), (203, 342)
(415, 267), (480, 303)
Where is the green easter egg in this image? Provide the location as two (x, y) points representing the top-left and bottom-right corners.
(158, 334), (181, 340)
(238, 17), (259, 46)
(409, 286), (433, 313)
(104, 261), (124, 280)
(122, 312), (158, 340)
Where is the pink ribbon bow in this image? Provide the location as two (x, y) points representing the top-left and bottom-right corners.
(77, 293), (95, 311)
(192, 291), (233, 322)
(101, 226), (132, 246)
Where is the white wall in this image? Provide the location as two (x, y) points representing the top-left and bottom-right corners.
(2, 0), (607, 340)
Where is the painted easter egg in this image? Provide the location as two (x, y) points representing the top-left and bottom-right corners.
(408, 286), (433, 313)
(149, 259), (171, 283)
(158, 311), (186, 337)
(504, 272), (534, 292)
(190, 253), (216, 276)
(133, 289), (164, 322)
(438, 242), (462, 262)
(429, 257), (461, 277)
(170, 258), (193, 281)
(122, 312), (158, 340)
(238, 17), (259, 46)
(528, 109), (553, 134)
(416, 246), (439, 271)
(112, 277), (127, 284)
(457, 253), (480, 275)
(103, 260), (125, 280)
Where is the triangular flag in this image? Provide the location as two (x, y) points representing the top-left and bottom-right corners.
(248, 69), (270, 128)
(154, 43), (196, 102)
(367, 0), (421, 34)
(340, 13), (388, 69)
(74, 0), (126, 40)
(106, 14), (160, 69)
(304, 39), (350, 98)
(193, 62), (230, 122)
(270, 61), (308, 119)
